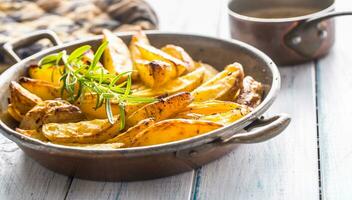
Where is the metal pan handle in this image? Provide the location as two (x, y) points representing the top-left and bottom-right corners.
(176, 114), (290, 159)
(220, 113), (290, 144)
(2, 30), (62, 63)
(285, 11), (352, 58)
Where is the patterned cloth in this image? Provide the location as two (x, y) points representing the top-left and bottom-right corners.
(0, 0), (158, 68)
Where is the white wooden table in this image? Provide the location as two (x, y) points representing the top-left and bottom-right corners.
(1, 0), (352, 199)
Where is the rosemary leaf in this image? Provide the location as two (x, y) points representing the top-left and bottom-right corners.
(68, 45), (91, 63)
(118, 102), (125, 130)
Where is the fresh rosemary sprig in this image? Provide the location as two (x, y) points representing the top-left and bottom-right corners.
(38, 42), (156, 130)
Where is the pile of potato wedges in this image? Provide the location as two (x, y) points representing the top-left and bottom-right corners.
(7, 30), (263, 149)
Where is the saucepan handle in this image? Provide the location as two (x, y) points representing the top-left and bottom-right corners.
(284, 11), (352, 57)
(2, 30), (62, 63)
(220, 113), (291, 144)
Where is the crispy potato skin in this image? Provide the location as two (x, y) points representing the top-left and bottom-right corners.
(103, 29), (134, 77)
(28, 64), (63, 86)
(19, 77), (61, 100)
(42, 117), (120, 144)
(20, 100), (85, 130)
(133, 67), (204, 97)
(135, 60), (175, 88)
(235, 76), (263, 108)
(130, 119), (223, 147)
(105, 118), (155, 146)
(9, 81), (42, 115)
(126, 92), (193, 127)
(135, 42), (189, 76)
(77, 94), (145, 119)
(161, 44), (196, 72)
(191, 63), (244, 101)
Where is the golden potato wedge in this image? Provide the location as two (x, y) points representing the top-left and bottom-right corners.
(199, 108), (250, 125)
(7, 104), (23, 121)
(19, 77), (61, 100)
(133, 67), (204, 97)
(126, 92), (193, 127)
(235, 76), (263, 108)
(16, 128), (48, 142)
(105, 118), (155, 146)
(178, 100), (246, 115)
(130, 119), (222, 147)
(135, 42), (189, 76)
(9, 81), (42, 115)
(102, 29), (134, 77)
(129, 31), (150, 61)
(28, 64), (63, 86)
(20, 100), (85, 130)
(161, 44), (196, 71)
(195, 62), (219, 83)
(77, 93), (146, 119)
(135, 60), (176, 88)
(42, 117), (120, 144)
(191, 62), (244, 101)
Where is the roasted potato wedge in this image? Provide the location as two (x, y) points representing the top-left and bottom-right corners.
(235, 76), (263, 108)
(135, 42), (189, 76)
(161, 44), (196, 71)
(126, 92), (193, 127)
(20, 100), (85, 130)
(102, 29), (134, 77)
(28, 64), (63, 86)
(77, 93), (145, 119)
(105, 118), (155, 146)
(199, 108), (250, 125)
(177, 101), (251, 125)
(135, 60), (176, 88)
(7, 104), (23, 121)
(129, 31), (150, 61)
(42, 117), (120, 143)
(133, 67), (204, 97)
(16, 128), (48, 142)
(191, 63), (244, 101)
(195, 62), (219, 82)
(130, 119), (222, 147)
(178, 100), (247, 115)
(9, 81), (42, 115)
(19, 77), (61, 100)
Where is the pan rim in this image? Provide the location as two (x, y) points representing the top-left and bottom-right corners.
(0, 31), (280, 156)
(227, 0), (335, 23)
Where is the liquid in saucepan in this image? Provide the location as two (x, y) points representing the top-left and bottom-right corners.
(241, 7), (321, 19)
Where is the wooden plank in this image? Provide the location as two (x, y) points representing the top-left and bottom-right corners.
(65, 1), (223, 199)
(317, 1), (352, 199)
(0, 136), (70, 200)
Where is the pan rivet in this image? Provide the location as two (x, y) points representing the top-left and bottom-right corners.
(318, 30), (328, 39)
(189, 150), (198, 157)
(291, 36), (302, 45)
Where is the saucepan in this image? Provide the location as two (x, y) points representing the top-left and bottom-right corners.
(0, 30), (290, 181)
(228, 0), (351, 65)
